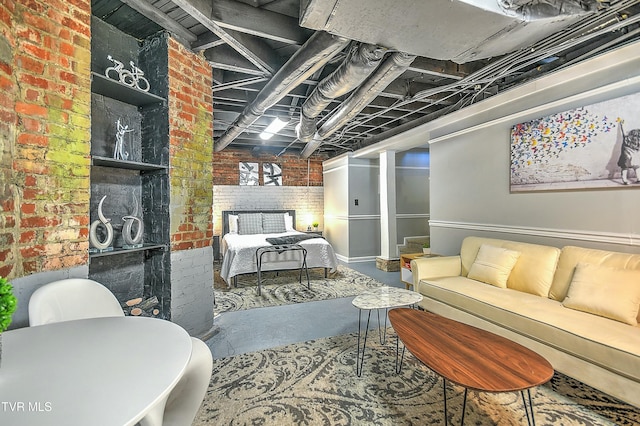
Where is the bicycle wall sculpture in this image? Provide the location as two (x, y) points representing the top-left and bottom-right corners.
(105, 55), (150, 92)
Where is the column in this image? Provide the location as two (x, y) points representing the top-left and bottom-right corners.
(376, 150), (400, 271)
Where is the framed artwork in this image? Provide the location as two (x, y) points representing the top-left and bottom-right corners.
(263, 163), (282, 186)
(239, 162), (259, 186)
(510, 91), (640, 192)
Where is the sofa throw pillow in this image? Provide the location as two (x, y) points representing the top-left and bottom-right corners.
(467, 244), (521, 288)
(262, 212), (286, 233)
(238, 213), (263, 235)
(562, 263), (640, 326)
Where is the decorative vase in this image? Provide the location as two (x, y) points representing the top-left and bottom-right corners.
(422, 248), (431, 255)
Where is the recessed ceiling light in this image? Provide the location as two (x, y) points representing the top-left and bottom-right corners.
(259, 117), (289, 140)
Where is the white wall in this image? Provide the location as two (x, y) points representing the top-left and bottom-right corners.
(396, 150), (430, 242)
(323, 154), (380, 261)
(323, 150), (430, 261)
(213, 185), (324, 236)
(427, 43), (640, 255)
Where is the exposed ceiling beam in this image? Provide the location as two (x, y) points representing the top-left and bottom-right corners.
(210, 0), (309, 45)
(192, 32), (225, 51)
(213, 87), (309, 103)
(119, 0), (197, 42)
(222, 27), (284, 73)
(408, 57), (467, 80)
(204, 45), (264, 75)
(358, 106), (429, 120)
(212, 76), (269, 92)
(205, 46), (325, 89)
(171, 0), (279, 75)
(212, 68), (224, 85)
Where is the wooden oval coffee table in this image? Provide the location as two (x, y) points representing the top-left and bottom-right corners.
(389, 308), (554, 425)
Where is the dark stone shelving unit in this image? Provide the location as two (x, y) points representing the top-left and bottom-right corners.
(89, 16), (171, 319)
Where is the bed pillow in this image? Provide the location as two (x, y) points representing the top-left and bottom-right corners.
(238, 213), (263, 235)
(262, 213), (286, 233)
(228, 214), (239, 234)
(284, 213), (295, 231)
(562, 263), (640, 325)
(467, 244), (521, 288)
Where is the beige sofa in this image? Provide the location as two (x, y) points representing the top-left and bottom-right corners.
(411, 236), (640, 407)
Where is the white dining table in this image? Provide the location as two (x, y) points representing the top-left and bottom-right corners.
(0, 316), (193, 426)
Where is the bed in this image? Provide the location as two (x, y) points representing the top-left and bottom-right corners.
(219, 210), (339, 286)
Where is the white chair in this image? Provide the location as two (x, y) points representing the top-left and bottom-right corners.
(161, 337), (212, 426)
(28, 278), (124, 325)
(28, 278), (213, 426)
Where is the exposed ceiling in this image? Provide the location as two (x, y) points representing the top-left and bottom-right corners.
(92, 0), (640, 158)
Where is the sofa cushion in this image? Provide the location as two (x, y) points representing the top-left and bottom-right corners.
(460, 236), (561, 297)
(562, 263), (640, 326)
(549, 246), (640, 314)
(418, 276), (640, 382)
(467, 244), (521, 288)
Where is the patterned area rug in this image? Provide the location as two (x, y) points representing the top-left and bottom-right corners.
(213, 264), (384, 313)
(195, 331), (640, 426)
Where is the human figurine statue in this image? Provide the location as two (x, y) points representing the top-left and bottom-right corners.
(617, 119), (640, 185)
(114, 119), (134, 161)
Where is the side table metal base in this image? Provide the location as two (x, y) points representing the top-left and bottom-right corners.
(355, 308), (391, 377)
(352, 287), (423, 377)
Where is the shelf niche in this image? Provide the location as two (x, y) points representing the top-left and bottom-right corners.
(89, 16), (171, 319)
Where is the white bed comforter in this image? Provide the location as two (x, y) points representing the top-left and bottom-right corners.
(220, 231), (339, 285)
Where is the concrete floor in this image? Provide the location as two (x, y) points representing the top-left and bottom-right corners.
(204, 260), (403, 359)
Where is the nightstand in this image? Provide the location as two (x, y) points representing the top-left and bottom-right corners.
(212, 235), (221, 261)
(304, 230), (323, 237)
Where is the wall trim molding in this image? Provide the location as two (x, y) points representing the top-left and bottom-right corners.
(326, 214), (380, 221)
(337, 254), (378, 263)
(327, 214), (429, 221)
(397, 165), (430, 170)
(397, 213), (430, 219)
(428, 74), (640, 145)
(429, 220), (640, 246)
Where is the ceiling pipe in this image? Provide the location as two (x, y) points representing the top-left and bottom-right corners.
(296, 42), (387, 143)
(300, 51), (416, 158)
(214, 31), (350, 152)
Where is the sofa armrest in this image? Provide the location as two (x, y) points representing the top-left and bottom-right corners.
(411, 256), (462, 288)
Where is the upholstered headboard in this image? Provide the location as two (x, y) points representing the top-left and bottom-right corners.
(221, 210), (296, 235)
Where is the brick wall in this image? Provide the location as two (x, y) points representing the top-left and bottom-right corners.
(0, 0), (91, 279)
(213, 149), (325, 186)
(168, 38), (213, 251)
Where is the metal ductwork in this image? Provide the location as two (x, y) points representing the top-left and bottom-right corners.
(214, 31), (350, 152)
(498, 0), (597, 20)
(300, 51), (416, 158)
(299, 0), (598, 63)
(296, 42), (386, 143)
